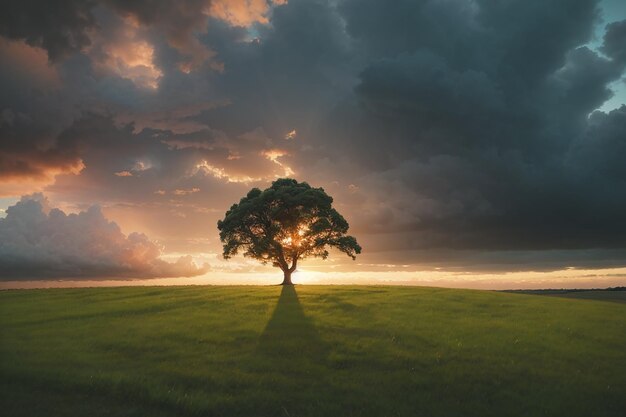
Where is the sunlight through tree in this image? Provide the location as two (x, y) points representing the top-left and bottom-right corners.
(217, 179), (361, 284)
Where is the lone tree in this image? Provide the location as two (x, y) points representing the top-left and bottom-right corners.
(217, 178), (361, 285)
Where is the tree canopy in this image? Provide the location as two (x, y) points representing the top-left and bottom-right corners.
(217, 178), (361, 284)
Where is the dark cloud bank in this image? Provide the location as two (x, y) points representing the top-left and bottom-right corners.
(1, 0), (625, 279)
(0, 194), (208, 279)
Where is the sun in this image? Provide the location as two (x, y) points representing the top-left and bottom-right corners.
(280, 224), (310, 247)
(292, 268), (316, 284)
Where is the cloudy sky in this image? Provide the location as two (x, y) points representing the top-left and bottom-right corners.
(1, 0), (625, 289)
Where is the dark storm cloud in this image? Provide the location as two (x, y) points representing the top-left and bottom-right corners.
(0, 116), (82, 180)
(0, 0), (213, 63)
(1, 0), (625, 274)
(40, 113), (300, 249)
(307, 1), (626, 258)
(0, 39), (83, 183)
(45, 113), (292, 197)
(0, 0), (97, 61)
(196, 0), (353, 139)
(0, 39), (148, 183)
(601, 19), (626, 64)
(105, 0), (209, 34)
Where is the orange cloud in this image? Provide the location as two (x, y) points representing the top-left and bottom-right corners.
(262, 149), (294, 177)
(284, 129), (297, 140)
(0, 38), (61, 88)
(194, 146), (295, 184)
(88, 16), (162, 89)
(173, 187), (201, 196)
(100, 3), (217, 74)
(98, 39), (162, 89)
(195, 161), (261, 183)
(0, 160), (85, 197)
(209, 0), (286, 27)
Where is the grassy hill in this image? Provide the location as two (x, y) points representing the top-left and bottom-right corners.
(505, 289), (626, 304)
(1, 285), (625, 417)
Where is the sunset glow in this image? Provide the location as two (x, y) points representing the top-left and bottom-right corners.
(1, 0), (625, 289)
(3, 4), (626, 417)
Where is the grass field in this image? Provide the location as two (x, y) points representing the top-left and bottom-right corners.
(507, 289), (626, 304)
(1, 285), (625, 417)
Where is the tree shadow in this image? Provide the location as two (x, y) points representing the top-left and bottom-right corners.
(249, 285), (332, 415)
(256, 285), (327, 361)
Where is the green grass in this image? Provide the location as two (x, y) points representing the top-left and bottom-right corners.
(509, 289), (626, 304)
(1, 285), (625, 417)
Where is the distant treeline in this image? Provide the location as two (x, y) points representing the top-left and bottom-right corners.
(503, 287), (625, 294)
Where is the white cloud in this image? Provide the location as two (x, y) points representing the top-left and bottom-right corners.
(0, 193), (209, 280)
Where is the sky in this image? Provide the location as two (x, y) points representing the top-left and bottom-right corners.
(1, 0), (625, 289)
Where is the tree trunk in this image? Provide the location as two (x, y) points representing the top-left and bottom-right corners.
(281, 269), (293, 285)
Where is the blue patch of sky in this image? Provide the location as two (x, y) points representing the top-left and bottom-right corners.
(592, 0), (626, 112)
